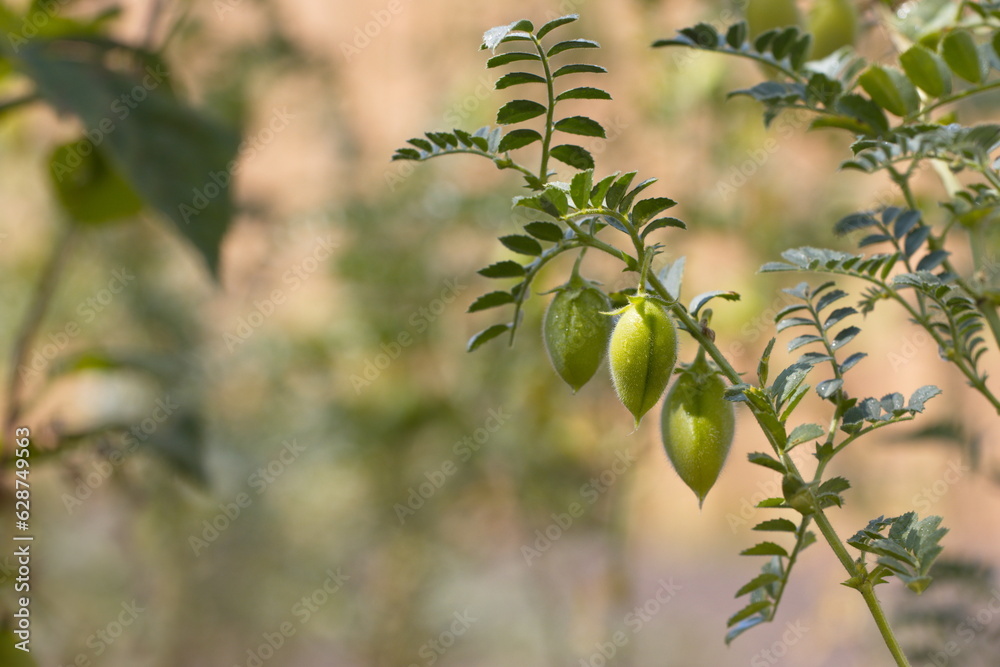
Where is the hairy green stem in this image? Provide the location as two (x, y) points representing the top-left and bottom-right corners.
(889, 289), (1000, 413)
(886, 166), (930, 319)
(649, 256), (914, 665)
(763, 254), (1000, 414)
(910, 80), (1000, 121)
(859, 583), (913, 667)
(533, 35), (556, 184)
(561, 208), (919, 663)
(908, 159), (1000, 356)
(811, 512), (912, 667)
(813, 417), (914, 481)
(766, 515), (812, 620)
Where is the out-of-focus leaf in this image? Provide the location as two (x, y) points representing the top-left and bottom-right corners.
(20, 39), (241, 275)
(49, 138), (143, 224)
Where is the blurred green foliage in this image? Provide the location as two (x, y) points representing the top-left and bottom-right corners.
(0, 1), (997, 666)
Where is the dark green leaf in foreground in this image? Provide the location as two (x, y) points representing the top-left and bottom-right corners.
(21, 39), (241, 275)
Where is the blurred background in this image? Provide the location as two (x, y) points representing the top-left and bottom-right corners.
(1, 0), (999, 665)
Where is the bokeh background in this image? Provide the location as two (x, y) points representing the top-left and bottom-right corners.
(1, 0), (999, 665)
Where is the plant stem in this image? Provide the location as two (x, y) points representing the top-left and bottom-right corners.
(766, 515), (812, 620)
(533, 35), (556, 184)
(562, 215), (638, 270)
(980, 304), (1000, 361)
(653, 40), (806, 84)
(909, 80), (1000, 120)
(657, 273), (914, 664)
(886, 166), (930, 318)
(810, 510), (857, 575)
(858, 583), (913, 667)
(570, 245), (587, 280)
(561, 212), (917, 664)
(3, 226), (75, 443)
(902, 301), (1000, 412)
(811, 512), (912, 667)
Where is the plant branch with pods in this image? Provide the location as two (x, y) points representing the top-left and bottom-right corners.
(387, 9), (1000, 664)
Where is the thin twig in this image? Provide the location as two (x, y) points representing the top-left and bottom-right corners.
(4, 226), (76, 443)
(144, 0), (169, 49)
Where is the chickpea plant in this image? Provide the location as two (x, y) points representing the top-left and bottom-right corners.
(393, 5), (1000, 665)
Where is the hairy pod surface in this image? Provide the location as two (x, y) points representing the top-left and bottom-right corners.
(543, 284), (612, 392)
(608, 295), (677, 426)
(661, 357), (735, 507)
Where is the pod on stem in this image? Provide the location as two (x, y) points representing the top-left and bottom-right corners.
(609, 293), (678, 427)
(661, 351), (736, 507)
